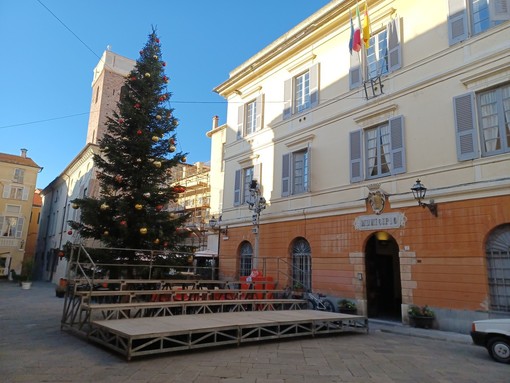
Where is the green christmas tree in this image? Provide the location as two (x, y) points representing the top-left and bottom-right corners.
(70, 29), (189, 256)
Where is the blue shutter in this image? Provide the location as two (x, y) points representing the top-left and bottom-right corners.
(389, 116), (406, 175)
(255, 94), (264, 131)
(387, 17), (401, 72)
(453, 93), (479, 161)
(349, 130), (363, 183)
(448, 0), (468, 45)
(282, 153), (290, 197)
(306, 143), (311, 192)
(237, 104), (244, 140)
(283, 79), (292, 120)
(234, 170), (241, 206)
(309, 63), (320, 108)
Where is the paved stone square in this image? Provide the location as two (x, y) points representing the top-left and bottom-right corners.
(0, 281), (508, 382)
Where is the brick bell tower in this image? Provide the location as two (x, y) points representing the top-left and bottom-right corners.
(86, 48), (135, 145)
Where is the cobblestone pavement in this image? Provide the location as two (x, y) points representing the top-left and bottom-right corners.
(0, 281), (508, 383)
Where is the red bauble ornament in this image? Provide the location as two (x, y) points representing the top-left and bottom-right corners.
(115, 175), (123, 183)
(137, 129), (142, 135)
(130, 76), (136, 81)
(120, 220), (127, 227)
(155, 204), (163, 211)
(155, 38), (160, 43)
(159, 96), (165, 102)
(58, 251), (65, 259)
(162, 62), (166, 67)
(134, 103), (141, 109)
(67, 230), (73, 235)
(118, 118), (124, 124)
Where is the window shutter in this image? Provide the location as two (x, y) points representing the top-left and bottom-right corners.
(349, 53), (362, 89)
(453, 93), (479, 161)
(389, 116), (406, 174)
(448, 0), (468, 45)
(283, 79), (292, 120)
(2, 185), (11, 199)
(387, 17), (402, 72)
(237, 104), (244, 139)
(22, 187), (29, 201)
(282, 153), (290, 197)
(15, 217), (24, 238)
(306, 143), (311, 192)
(234, 170), (241, 206)
(349, 130), (363, 183)
(490, 0), (510, 21)
(255, 94), (264, 131)
(309, 63), (320, 108)
(0, 216), (4, 234)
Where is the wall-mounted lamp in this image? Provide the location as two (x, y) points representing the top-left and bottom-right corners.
(209, 216), (227, 235)
(411, 179), (438, 217)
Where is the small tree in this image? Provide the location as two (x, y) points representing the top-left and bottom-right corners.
(69, 28), (189, 260)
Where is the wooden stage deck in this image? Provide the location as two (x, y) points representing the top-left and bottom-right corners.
(88, 310), (368, 360)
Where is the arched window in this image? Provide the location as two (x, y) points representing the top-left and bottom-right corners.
(239, 241), (253, 277)
(292, 238), (311, 290)
(486, 224), (510, 313)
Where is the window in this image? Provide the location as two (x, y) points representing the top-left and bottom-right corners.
(233, 165), (261, 206)
(13, 168), (24, 183)
(239, 241), (253, 277)
(2, 185), (28, 200)
(282, 147), (310, 197)
(242, 167), (254, 204)
(0, 215), (24, 238)
(366, 30), (388, 80)
(350, 18), (401, 89)
(366, 124), (391, 178)
(295, 71), (310, 113)
(448, 0), (509, 45)
(237, 95), (264, 139)
(349, 116), (406, 183)
(453, 84), (510, 160)
(283, 63), (320, 119)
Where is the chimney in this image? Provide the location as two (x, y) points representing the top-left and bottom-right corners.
(20, 148), (27, 158)
(212, 115), (219, 130)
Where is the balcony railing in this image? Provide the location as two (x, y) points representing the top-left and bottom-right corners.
(0, 237), (21, 248)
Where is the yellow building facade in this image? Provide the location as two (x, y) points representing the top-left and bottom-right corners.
(0, 150), (41, 277)
(211, 0), (510, 332)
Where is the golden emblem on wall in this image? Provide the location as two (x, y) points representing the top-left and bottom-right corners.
(367, 184), (386, 215)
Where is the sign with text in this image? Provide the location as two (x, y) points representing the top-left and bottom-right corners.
(354, 212), (406, 231)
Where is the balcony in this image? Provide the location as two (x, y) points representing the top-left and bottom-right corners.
(0, 237), (22, 249)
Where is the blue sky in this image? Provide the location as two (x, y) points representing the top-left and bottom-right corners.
(0, 0), (331, 188)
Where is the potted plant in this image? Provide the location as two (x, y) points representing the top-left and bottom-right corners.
(292, 281), (305, 298)
(20, 258), (34, 290)
(408, 304), (435, 329)
(338, 299), (357, 314)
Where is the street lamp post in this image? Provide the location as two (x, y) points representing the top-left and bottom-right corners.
(208, 216), (226, 280)
(247, 180), (266, 270)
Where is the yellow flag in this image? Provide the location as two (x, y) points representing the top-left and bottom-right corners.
(362, 3), (370, 48)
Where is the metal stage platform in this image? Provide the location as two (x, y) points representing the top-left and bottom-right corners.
(88, 310), (368, 360)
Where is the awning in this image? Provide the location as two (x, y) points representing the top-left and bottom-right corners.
(194, 250), (218, 258)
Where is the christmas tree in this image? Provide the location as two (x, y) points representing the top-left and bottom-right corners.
(70, 29), (189, 257)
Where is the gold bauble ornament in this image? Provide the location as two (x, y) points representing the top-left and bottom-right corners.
(156, 115), (162, 120)
(169, 145), (176, 152)
(154, 238), (160, 244)
(72, 203), (79, 209)
(140, 227), (148, 235)
(103, 230), (109, 236)
(135, 204), (143, 210)
(152, 136), (159, 142)
(144, 72), (151, 78)
(153, 161), (162, 168)
(100, 203), (109, 210)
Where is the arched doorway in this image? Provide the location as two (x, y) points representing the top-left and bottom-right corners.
(291, 238), (311, 290)
(365, 231), (402, 319)
(239, 241), (253, 277)
(485, 224), (510, 313)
